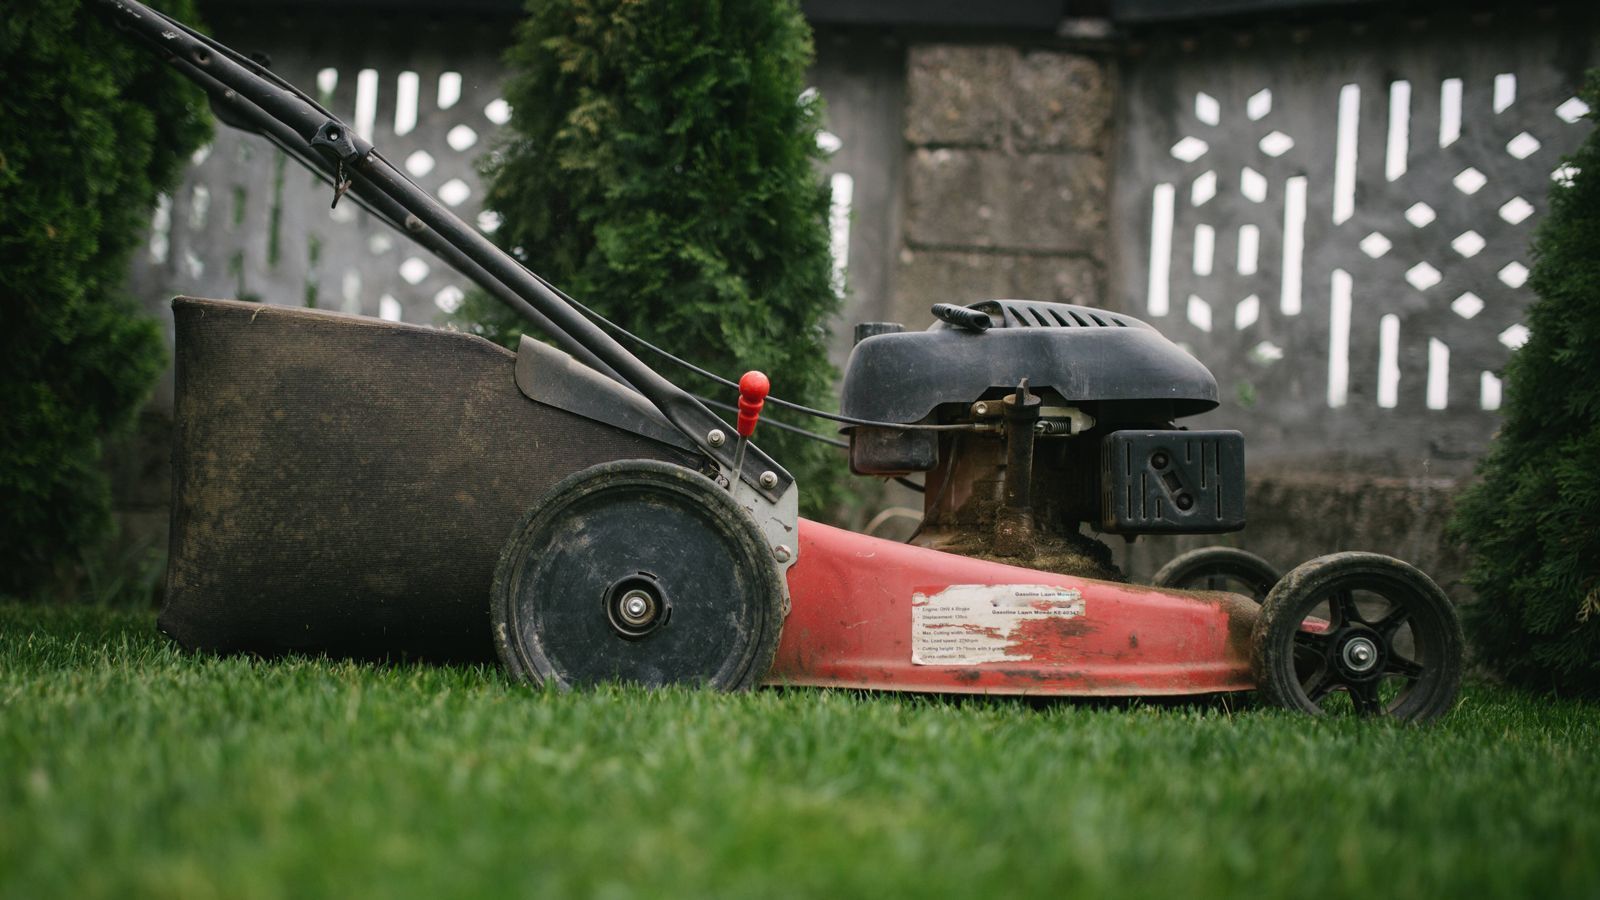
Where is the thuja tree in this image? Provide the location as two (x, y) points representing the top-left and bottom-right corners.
(459, 0), (845, 516)
(0, 0), (211, 598)
(1450, 74), (1600, 694)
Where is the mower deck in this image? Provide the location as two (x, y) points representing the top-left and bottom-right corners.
(772, 520), (1259, 696)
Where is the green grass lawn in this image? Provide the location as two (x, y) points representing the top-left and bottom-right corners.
(2, 602), (1597, 900)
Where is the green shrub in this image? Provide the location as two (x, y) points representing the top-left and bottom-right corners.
(457, 0), (845, 517)
(1450, 74), (1600, 694)
(0, 0), (211, 599)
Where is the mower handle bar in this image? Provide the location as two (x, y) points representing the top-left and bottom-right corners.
(91, 0), (791, 501)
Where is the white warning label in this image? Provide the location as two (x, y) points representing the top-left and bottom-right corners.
(911, 584), (1086, 665)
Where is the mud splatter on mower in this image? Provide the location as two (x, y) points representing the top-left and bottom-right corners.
(97, 0), (1463, 721)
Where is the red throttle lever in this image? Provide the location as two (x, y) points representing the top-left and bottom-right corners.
(729, 371), (769, 488)
(736, 370), (770, 438)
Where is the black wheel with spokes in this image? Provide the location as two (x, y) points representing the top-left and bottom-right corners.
(1152, 546), (1281, 601)
(1252, 552), (1463, 723)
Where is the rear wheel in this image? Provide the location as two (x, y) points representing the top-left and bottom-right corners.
(1152, 546), (1280, 601)
(1251, 552), (1462, 723)
(491, 459), (785, 691)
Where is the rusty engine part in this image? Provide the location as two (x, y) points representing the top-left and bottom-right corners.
(838, 300), (1247, 580)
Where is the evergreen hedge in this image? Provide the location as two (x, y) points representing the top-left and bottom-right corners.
(459, 0), (845, 517)
(0, 0), (211, 598)
(1450, 74), (1600, 694)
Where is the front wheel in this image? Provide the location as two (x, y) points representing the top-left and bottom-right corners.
(1251, 552), (1463, 723)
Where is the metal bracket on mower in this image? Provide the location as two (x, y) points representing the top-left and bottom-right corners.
(727, 475), (799, 614)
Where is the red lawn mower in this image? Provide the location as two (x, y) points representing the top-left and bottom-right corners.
(100, 0), (1463, 722)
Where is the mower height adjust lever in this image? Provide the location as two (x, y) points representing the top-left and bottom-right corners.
(730, 370), (770, 488)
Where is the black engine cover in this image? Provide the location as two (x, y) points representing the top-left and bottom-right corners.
(839, 300), (1220, 426)
(1100, 430), (1246, 534)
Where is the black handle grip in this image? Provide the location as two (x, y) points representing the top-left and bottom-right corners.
(931, 303), (991, 332)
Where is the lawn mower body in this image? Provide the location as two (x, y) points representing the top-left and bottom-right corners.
(104, 0), (1460, 718)
(164, 297), (1257, 696)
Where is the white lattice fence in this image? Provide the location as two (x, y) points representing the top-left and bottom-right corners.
(131, 39), (510, 330)
(1117, 26), (1596, 470)
(126, 19), (870, 411)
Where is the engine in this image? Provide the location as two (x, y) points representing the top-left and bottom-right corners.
(839, 299), (1246, 580)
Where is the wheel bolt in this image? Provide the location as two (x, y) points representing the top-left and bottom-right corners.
(1342, 636), (1379, 673)
(618, 589), (655, 625)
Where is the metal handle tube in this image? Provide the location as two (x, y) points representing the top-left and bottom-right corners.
(94, 0), (789, 498)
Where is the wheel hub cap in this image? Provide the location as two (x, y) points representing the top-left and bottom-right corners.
(1340, 635), (1380, 675)
(620, 592), (652, 624)
(605, 576), (668, 639)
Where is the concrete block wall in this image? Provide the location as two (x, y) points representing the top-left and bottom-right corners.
(892, 44), (1114, 325)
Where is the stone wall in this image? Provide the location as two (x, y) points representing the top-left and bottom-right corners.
(893, 43), (1115, 324)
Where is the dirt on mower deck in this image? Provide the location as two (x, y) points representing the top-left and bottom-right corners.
(912, 519), (1127, 583)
